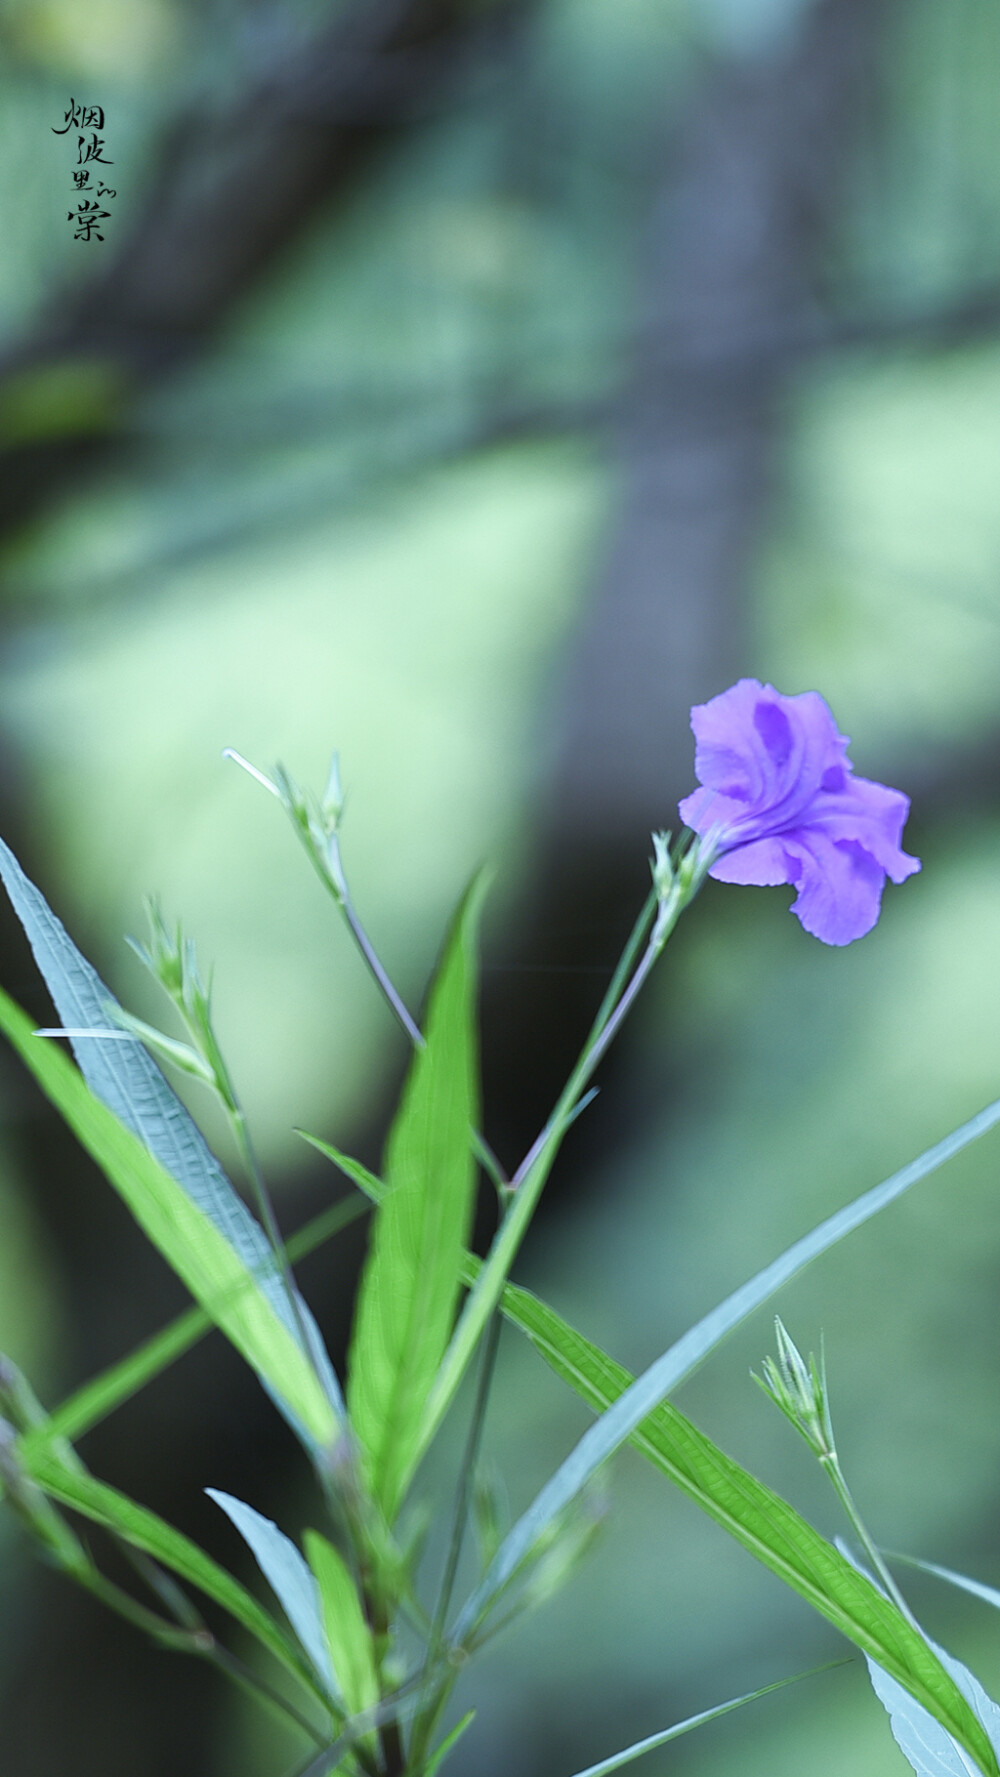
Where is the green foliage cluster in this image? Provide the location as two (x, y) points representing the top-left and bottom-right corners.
(1, 771), (1000, 1777)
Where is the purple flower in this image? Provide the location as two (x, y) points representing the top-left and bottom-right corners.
(678, 679), (920, 946)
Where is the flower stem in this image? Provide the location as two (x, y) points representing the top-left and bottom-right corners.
(820, 1453), (919, 1628)
(328, 829), (425, 1050)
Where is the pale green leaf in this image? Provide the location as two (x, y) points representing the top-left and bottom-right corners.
(866, 1641), (1000, 1777)
(566, 1665), (838, 1777)
(304, 1530), (379, 1734)
(0, 834), (343, 1443)
(0, 985), (337, 1451)
(346, 877), (482, 1521)
(207, 1489), (337, 1702)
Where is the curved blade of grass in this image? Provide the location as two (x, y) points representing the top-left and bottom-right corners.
(0, 835), (343, 1431)
(566, 1663), (844, 1777)
(0, 985), (337, 1452)
(207, 1490), (337, 1703)
(20, 1196), (369, 1455)
(347, 877), (483, 1522)
(452, 1093), (1000, 1638)
(304, 1531), (379, 1728)
(451, 1284), (998, 1777)
(298, 1136), (382, 1204)
(425, 1710), (475, 1777)
(20, 1443), (330, 1707)
(302, 1108), (1000, 1777)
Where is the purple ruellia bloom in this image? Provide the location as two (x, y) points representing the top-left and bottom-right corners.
(678, 679), (920, 946)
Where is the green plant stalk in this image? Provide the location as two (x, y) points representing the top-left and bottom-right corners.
(408, 1311), (504, 1773)
(328, 829), (424, 1051)
(820, 1453), (919, 1629)
(413, 854), (712, 1485)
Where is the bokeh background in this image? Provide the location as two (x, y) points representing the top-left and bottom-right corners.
(2, 0), (1000, 1772)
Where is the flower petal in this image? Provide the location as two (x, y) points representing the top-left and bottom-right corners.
(782, 831), (888, 946)
(686, 680), (850, 844)
(798, 773), (921, 885)
(708, 836), (795, 887)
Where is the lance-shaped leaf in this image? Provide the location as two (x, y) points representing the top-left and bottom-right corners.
(0, 984), (337, 1451)
(450, 1286), (999, 1777)
(304, 1531), (379, 1732)
(0, 835), (342, 1447)
(207, 1489), (337, 1702)
(566, 1665), (837, 1777)
(346, 878), (482, 1521)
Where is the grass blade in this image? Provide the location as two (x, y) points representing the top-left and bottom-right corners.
(425, 1709), (475, 1777)
(346, 877), (483, 1522)
(459, 1284), (998, 1777)
(207, 1489), (337, 1702)
(566, 1664), (842, 1777)
(0, 985), (337, 1452)
(890, 1557), (1000, 1617)
(0, 835), (343, 1435)
(450, 1093), (1000, 1641)
(303, 1531), (379, 1729)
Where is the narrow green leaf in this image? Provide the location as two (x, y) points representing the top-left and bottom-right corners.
(566, 1665), (841, 1777)
(346, 878), (483, 1521)
(21, 1197), (369, 1454)
(20, 1443), (327, 1705)
(450, 1093), (1000, 1653)
(303, 1104), (1000, 1777)
(463, 1284), (997, 1777)
(425, 1709), (476, 1777)
(207, 1489), (337, 1702)
(0, 834), (343, 1439)
(311, 1092), (1000, 1409)
(0, 986), (337, 1452)
(298, 1135), (383, 1205)
(303, 1531), (379, 1731)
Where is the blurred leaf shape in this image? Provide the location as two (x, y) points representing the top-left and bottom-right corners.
(206, 1487), (338, 1704)
(0, 832), (343, 1446)
(347, 875), (483, 1522)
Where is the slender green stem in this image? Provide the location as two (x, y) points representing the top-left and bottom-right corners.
(408, 1311), (504, 1772)
(435, 1311), (504, 1639)
(204, 1640), (330, 1749)
(821, 1454), (919, 1628)
(328, 831), (425, 1050)
(71, 1560), (209, 1651)
(413, 856), (713, 1479)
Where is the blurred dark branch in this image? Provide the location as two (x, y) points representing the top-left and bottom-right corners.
(481, 0), (899, 1168)
(0, 0), (525, 534)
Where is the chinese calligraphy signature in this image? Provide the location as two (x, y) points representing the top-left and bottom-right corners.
(53, 99), (117, 241)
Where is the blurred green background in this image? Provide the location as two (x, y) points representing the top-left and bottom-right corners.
(2, 0), (1000, 1772)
